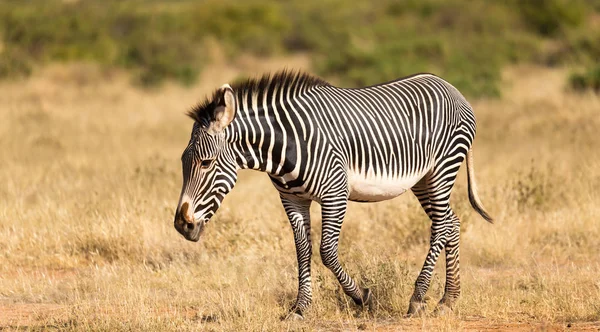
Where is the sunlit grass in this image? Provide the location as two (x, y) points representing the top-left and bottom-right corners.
(0, 64), (599, 330)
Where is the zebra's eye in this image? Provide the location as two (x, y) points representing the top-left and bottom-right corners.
(200, 159), (213, 169)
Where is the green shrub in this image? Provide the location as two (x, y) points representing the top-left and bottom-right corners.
(0, 1), (295, 87)
(307, 0), (528, 96)
(0, 48), (32, 79)
(569, 66), (600, 93)
(0, 0), (598, 95)
(515, 0), (586, 36)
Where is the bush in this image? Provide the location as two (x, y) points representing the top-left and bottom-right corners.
(0, 48), (32, 79)
(0, 1), (286, 87)
(516, 0), (586, 36)
(0, 0), (598, 95)
(307, 0), (529, 97)
(569, 66), (600, 93)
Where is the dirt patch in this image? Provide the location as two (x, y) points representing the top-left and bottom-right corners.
(2, 268), (79, 281)
(0, 303), (69, 328)
(355, 319), (600, 331)
(2, 303), (597, 331)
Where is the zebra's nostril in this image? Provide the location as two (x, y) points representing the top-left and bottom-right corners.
(186, 222), (195, 231)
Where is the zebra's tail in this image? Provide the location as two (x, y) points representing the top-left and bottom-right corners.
(466, 148), (493, 223)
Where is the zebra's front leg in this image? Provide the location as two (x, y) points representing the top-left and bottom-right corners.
(320, 198), (373, 310)
(280, 194), (313, 319)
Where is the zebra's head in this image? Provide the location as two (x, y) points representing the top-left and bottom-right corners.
(174, 84), (237, 242)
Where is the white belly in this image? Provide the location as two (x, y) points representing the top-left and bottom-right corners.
(347, 169), (428, 202)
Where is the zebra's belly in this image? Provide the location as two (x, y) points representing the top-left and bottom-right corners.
(347, 169), (428, 202)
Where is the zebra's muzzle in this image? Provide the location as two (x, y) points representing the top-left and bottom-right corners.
(174, 202), (207, 242)
(175, 218), (206, 242)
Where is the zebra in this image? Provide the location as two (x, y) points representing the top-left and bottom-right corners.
(174, 70), (492, 319)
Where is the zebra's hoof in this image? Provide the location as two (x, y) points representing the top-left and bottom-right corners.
(405, 301), (427, 318)
(362, 288), (374, 311)
(353, 288), (374, 310)
(433, 303), (454, 316)
(282, 307), (304, 321)
(283, 311), (304, 321)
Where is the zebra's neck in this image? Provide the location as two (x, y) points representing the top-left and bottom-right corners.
(225, 84), (318, 175)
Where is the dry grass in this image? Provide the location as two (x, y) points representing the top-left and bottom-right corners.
(1, 62), (599, 331)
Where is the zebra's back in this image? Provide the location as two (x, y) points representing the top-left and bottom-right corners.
(307, 74), (475, 202)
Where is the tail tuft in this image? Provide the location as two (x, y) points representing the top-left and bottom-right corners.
(466, 148), (493, 223)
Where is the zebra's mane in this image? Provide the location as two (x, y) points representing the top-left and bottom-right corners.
(230, 70), (328, 96)
(188, 70), (328, 123)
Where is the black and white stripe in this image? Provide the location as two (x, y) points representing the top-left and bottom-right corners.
(175, 70), (492, 317)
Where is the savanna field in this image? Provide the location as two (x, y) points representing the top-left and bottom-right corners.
(0, 59), (599, 331)
(1, 1), (600, 330)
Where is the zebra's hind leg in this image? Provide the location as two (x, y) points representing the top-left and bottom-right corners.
(280, 194), (313, 319)
(407, 170), (460, 317)
(406, 178), (433, 317)
(434, 210), (461, 316)
(320, 197), (373, 310)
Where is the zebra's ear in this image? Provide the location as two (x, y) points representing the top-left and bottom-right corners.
(210, 84), (236, 134)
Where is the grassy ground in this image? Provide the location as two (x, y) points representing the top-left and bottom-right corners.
(1, 61), (599, 331)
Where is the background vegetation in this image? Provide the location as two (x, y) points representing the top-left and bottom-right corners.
(1, 1), (599, 331)
(1, 0), (599, 96)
